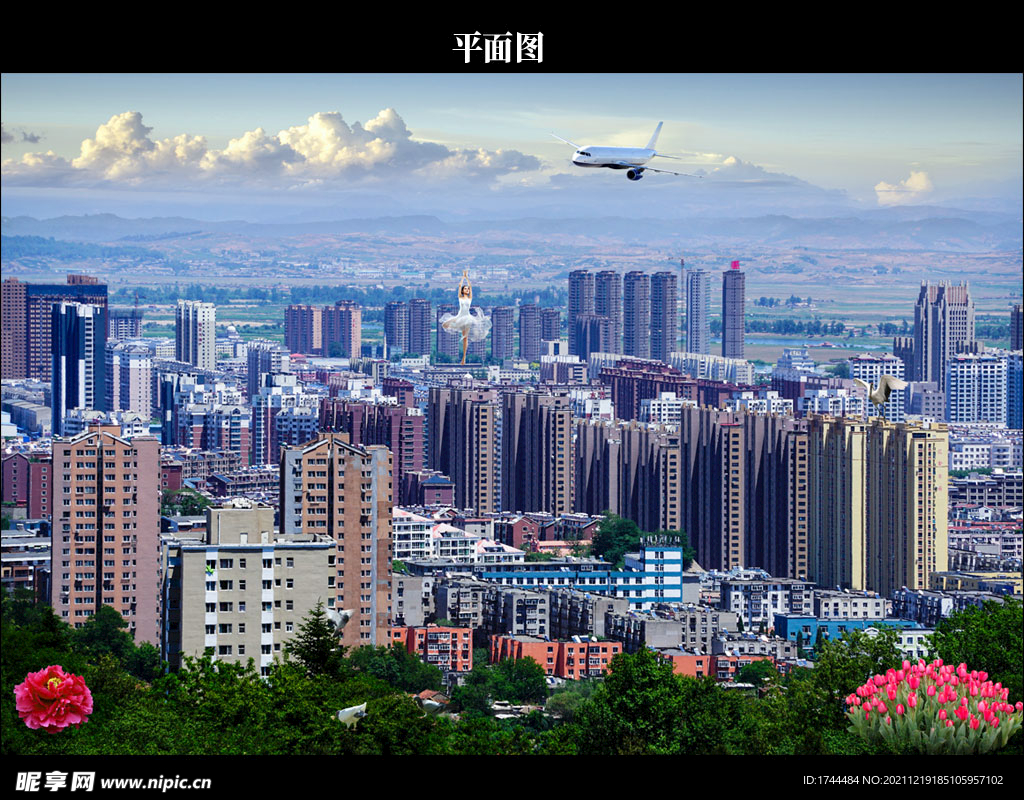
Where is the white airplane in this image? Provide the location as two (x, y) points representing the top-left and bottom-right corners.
(551, 121), (701, 182)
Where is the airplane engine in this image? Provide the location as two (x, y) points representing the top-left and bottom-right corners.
(626, 169), (643, 181)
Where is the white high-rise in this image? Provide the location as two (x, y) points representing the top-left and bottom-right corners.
(175, 300), (216, 371)
(946, 352), (1008, 425)
(851, 353), (906, 422)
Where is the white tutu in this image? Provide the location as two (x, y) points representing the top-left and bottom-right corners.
(441, 297), (491, 343)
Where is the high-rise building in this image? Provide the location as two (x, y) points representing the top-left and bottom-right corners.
(650, 271), (678, 363)
(491, 307), (515, 361)
(384, 301), (409, 354)
(519, 304), (542, 361)
(501, 392), (573, 516)
(722, 260), (745, 359)
(51, 302), (107, 437)
(175, 300), (216, 371)
(913, 282), (975, 392)
(246, 339), (292, 400)
(105, 341), (153, 420)
(541, 308), (562, 344)
(677, 407), (809, 578)
(573, 314), (614, 363)
(51, 424), (161, 645)
(684, 259), (710, 355)
(322, 300), (362, 359)
(2, 276), (108, 380)
(108, 308), (143, 342)
(568, 270), (595, 357)
(284, 305), (322, 355)
(623, 271), (651, 359)
(428, 386), (499, 513)
(407, 298), (432, 357)
(436, 304), (460, 360)
(946, 352), (1008, 424)
(279, 433), (393, 647)
(575, 418), (681, 535)
(251, 373), (319, 466)
(806, 415), (947, 598)
(850, 353), (906, 422)
(319, 397), (425, 483)
(595, 271), (623, 354)
(1007, 351), (1023, 430)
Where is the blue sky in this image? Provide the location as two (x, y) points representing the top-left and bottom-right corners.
(2, 73), (1020, 219)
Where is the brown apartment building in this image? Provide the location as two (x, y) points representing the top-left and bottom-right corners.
(50, 425), (160, 645)
(279, 433), (393, 648)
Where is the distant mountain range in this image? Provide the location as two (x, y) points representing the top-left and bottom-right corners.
(2, 207), (1021, 252)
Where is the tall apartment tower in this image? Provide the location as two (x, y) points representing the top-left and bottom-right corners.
(1010, 303), (1023, 351)
(501, 392), (573, 516)
(246, 340), (291, 399)
(491, 307), (515, 361)
(428, 386), (498, 513)
(676, 407), (809, 578)
(568, 270), (595, 357)
(322, 300), (362, 359)
(284, 305), (323, 355)
(623, 271), (651, 359)
(650, 271), (679, 363)
(540, 308), (562, 344)
(279, 433), (393, 647)
(913, 282), (975, 392)
(806, 414), (947, 597)
(436, 304), (460, 360)
(105, 342), (153, 420)
(684, 259), (710, 355)
(519, 304), (542, 361)
(384, 301), (410, 355)
(175, 300), (216, 371)
(406, 298), (432, 357)
(946, 353), (1008, 424)
(108, 308), (143, 342)
(850, 353), (906, 422)
(722, 260), (745, 359)
(595, 271), (623, 354)
(573, 315), (614, 363)
(2, 276), (108, 380)
(575, 419), (681, 535)
(51, 424), (161, 645)
(52, 302), (107, 437)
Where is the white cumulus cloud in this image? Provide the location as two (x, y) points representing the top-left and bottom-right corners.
(1, 108), (541, 190)
(874, 170), (934, 205)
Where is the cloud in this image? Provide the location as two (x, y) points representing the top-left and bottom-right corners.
(1, 109), (540, 190)
(874, 170), (934, 205)
(1, 124), (44, 145)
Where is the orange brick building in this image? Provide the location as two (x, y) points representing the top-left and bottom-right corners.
(656, 648), (775, 681)
(392, 625), (473, 672)
(490, 634), (622, 680)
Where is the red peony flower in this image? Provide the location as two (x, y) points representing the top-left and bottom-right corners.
(14, 665), (93, 733)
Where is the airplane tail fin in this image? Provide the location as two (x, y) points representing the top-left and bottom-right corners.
(646, 121), (664, 151)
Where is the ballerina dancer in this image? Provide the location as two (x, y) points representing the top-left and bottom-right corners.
(440, 271), (491, 364)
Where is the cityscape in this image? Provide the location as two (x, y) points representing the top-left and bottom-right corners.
(1, 73), (1022, 768)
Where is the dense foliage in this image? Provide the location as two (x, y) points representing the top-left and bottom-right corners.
(3, 592), (1020, 756)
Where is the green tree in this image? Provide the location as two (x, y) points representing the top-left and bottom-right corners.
(285, 602), (345, 678)
(590, 513), (640, 568)
(736, 658), (778, 688)
(491, 657), (548, 704)
(930, 597), (1023, 705)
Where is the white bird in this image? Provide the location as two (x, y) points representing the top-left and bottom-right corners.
(335, 702), (367, 728)
(326, 608), (355, 633)
(417, 696), (447, 715)
(854, 375), (909, 407)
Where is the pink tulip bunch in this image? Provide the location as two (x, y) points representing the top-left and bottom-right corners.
(845, 658), (1023, 754)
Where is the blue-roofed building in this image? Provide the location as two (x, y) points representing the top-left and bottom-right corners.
(773, 613), (924, 644)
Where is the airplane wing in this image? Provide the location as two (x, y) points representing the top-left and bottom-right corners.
(642, 166), (702, 178)
(550, 133), (580, 148)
